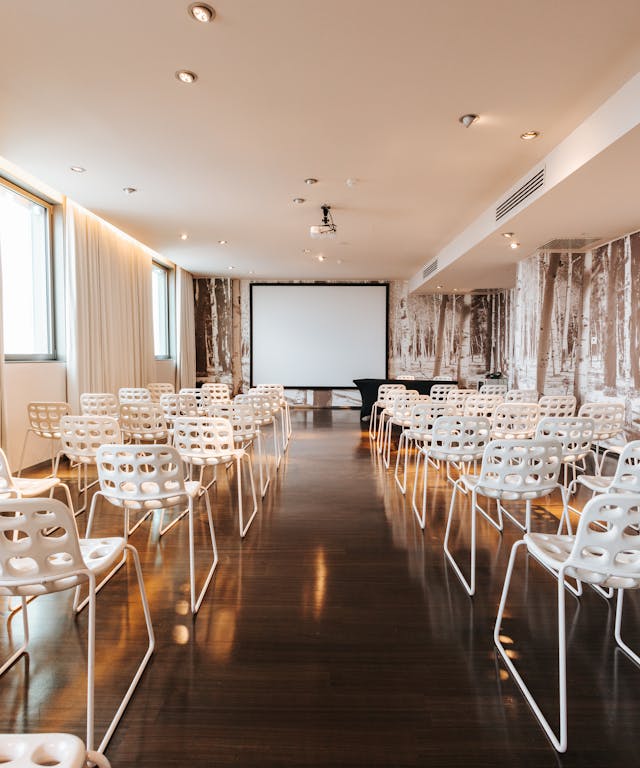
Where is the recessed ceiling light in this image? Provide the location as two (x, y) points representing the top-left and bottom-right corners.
(188, 3), (215, 23)
(436, 284), (444, 290)
(345, 178), (357, 188)
(248, 270), (255, 275)
(293, 198), (306, 204)
(452, 288), (458, 292)
(510, 241), (520, 249)
(304, 178), (318, 185)
(228, 265), (234, 270)
(502, 232), (514, 239)
(459, 113), (479, 128)
(336, 259), (342, 264)
(302, 248), (311, 254)
(317, 254), (325, 262)
(218, 239), (227, 245)
(180, 233), (188, 240)
(520, 130), (540, 141)
(70, 165), (86, 173)
(122, 186), (137, 195)
(175, 70), (198, 84)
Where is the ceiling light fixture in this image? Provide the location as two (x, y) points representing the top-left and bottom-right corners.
(122, 187), (137, 195)
(70, 165), (86, 173)
(310, 204), (336, 240)
(520, 130), (540, 141)
(218, 239), (227, 245)
(317, 254), (326, 262)
(304, 178), (318, 185)
(510, 241), (520, 249)
(188, 3), (215, 22)
(175, 69), (198, 84)
(302, 248), (311, 254)
(502, 232), (514, 239)
(345, 178), (357, 188)
(459, 113), (479, 128)
(180, 233), (188, 240)
(436, 284), (444, 290)
(228, 265), (234, 270)
(293, 197), (305, 204)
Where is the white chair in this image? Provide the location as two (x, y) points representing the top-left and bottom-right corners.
(201, 382), (231, 402)
(494, 493), (640, 753)
(444, 438), (566, 595)
(394, 402), (449, 493)
(538, 395), (576, 419)
(463, 393), (504, 419)
(578, 401), (625, 473)
(445, 388), (476, 414)
(173, 417), (258, 538)
(0, 447), (74, 512)
(479, 383), (507, 396)
(80, 393), (119, 418)
(117, 387), (151, 404)
(251, 388), (286, 466)
(381, 390), (420, 467)
(569, 439), (640, 500)
(254, 384), (291, 452)
(87, 444), (217, 614)
(56, 416), (121, 514)
(179, 387), (211, 412)
(17, 401), (71, 477)
(0, 497), (154, 754)
(411, 416), (491, 529)
(147, 382), (175, 401)
(0, 733), (111, 768)
(535, 416), (596, 497)
(505, 389), (538, 403)
(429, 384), (457, 402)
(119, 402), (169, 444)
(368, 384), (405, 440)
(235, 393), (276, 497)
(491, 402), (540, 439)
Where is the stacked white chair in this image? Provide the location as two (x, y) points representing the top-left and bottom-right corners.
(429, 384), (457, 402)
(445, 388), (476, 414)
(369, 383), (405, 440)
(479, 383), (508, 396)
(491, 402), (540, 439)
(444, 438), (567, 595)
(80, 393), (119, 418)
(119, 402), (169, 444)
(117, 387), (151, 404)
(17, 401), (71, 477)
(505, 389), (538, 403)
(147, 382), (174, 401)
(381, 389), (420, 467)
(394, 402), (449, 493)
(578, 401), (625, 473)
(538, 394), (576, 418)
(494, 493), (640, 753)
(463, 393), (505, 420)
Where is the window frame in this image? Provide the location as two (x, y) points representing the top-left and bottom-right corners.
(0, 176), (56, 361)
(151, 260), (172, 360)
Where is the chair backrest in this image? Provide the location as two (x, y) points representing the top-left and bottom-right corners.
(389, 390), (420, 419)
(463, 393), (505, 419)
(407, 402), (448, 432)
(479, 383), (508, 396)
(535, 417), (595, 461)
(429, 416), (492, 460)
(491, 402), (540, 439)
(118, 387), (152, 404)
(179, 387), (210, 409)
(80, 393), (119, 418)
(432, 375), (451, 381)
(173, 416), (235, 455)
(229, 403), (259, 440)
(429, 384), (457, 402)
(538, 394), (576, 418)
(396, 374), (415, 380)
(564, 493), (640, 589)
(445, 388), (476, 413)
(235, 393), (273, 423)
(119, 402), (167, 436)
(377, 384), (406, 405)
(476, 438), (563, 499)
(26, 402), (71, 437)
(578, 401), (625, 440)
(0, 497), (86, 596)
(60, 416), (121, 463)
(147, 382), (175, 401)
(250, 388), (281, 413)
(505, 389), (538, 403)
(95, 444), (188, 508)
(201, 382), (231, 402)
(608, 440), (640, 493)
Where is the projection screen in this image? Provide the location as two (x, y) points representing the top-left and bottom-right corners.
(250, 283), (388, 388)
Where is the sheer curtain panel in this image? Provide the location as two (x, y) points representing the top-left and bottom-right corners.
(65, 202), (155, 411)
(176, 267), (196, 390)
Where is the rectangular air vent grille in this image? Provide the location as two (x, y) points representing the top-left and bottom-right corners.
(539, 236), (601, 252)
(422, 259), (438, 280)
(495, 167), (545, 222)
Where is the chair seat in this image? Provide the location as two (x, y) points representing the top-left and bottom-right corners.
(0, 733), (91, 768)
(405, 429), (432, 442)
(577, 474), (613, 492)
(104, 484), (196, 511)
(179, 448), (246, 466)
(9, 476), (62, 497)
(459, 473), (558, 501)
(428, 449), (483, 463)
(491, 429), (535, 439)
(123, 430), (169, 442)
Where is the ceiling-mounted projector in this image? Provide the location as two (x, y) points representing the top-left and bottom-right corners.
(310, 204), (337, 239)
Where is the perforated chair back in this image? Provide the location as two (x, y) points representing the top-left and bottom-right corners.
(407, 402), (449, 433)
(429, 384), (457, 402)
(479, 383), (507, 396)
(229, 403), (260, 441)
(377, 384), (406, 406)
(235, 393), (273, 424)
(94, 443), (188, 510)
(201, 382), (231, 402)
(119, 402), (167, 440)
(429, 416), (492, 462)
(118, 387), (151, 404)
(388, 390), (420, 420)
(147, 382), (174, 401)
(173, 417), (235, 457)
(505, 389), (538, 403)
(179, 387), (210, 410)
(26, 402), (71, 438)
(535, 417), (595, 462)
(538, 395), (576, 418)
(475, 438), (563, 500)
(605, 440), (640, 493)
(578, 401), (625, 441)
(491, 402), (540, 439)
(59, 416), (121, 464)
(250, 388), (281, 415)
(0, 448), (18, 496)
(80, 393), (119, 418)
(445, 388), (476, 413)
(0, 497), (87, 596)
(463, 393), (505, 419)
(396, 374), (415, 380)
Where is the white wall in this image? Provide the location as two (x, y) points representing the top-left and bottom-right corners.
(5, 361), (67, 470)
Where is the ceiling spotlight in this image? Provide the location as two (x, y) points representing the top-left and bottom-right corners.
(310, 204), (336, 239)
(436, 284), (444, 290)
(248, 270), (255, 275)
(228, 265), (234, 270)
(317, 254), (326, 262)
(345, 178), (357, 188)
(302, 248), (311, 254)
(502, 232), (514, 239)
(180, 233), (188, 240)
(70, 165), (86, 173)
(459, 113), (479, 128)
(304, 178), (318, 185)
(218, 239), (227, 245)
(336, 259), (342, 264)
(293, 197), (306, 205)
(122, 187), (137, 195)
(188, 3), (215, 22)
(509, 241), (520, 249)
(175, 70), (198, 84)
(520, 130), (540, 141)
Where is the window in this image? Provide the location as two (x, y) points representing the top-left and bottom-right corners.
(0, 179), (54, 359)
(151, 262), (170, 358)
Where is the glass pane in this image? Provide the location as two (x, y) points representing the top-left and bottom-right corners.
(152, 263), (169, 357)
(0, 184), (52, 356)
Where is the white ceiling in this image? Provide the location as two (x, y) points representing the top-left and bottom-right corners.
(2, 0), (640, 281)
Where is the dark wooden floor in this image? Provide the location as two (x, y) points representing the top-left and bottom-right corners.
(2, 409), (640, 766)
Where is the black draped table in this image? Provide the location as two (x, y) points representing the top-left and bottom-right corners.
(353, 378), (458, 420)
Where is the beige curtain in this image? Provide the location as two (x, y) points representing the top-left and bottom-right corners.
(176, 266), (196, 389)
(0, 243), (6, 450)
(65, 201), (155, 411)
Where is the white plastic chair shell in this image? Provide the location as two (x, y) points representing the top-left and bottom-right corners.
(479, 383), (507, 395)
(117, 387), (151, 404)
(445, 388), (476, 414)
(59, 416), (121, 466)
(505, 389), (538, 403)
(463, 393), (505, 419)
(201, 382), (231, 402)
(147, 382), (175, 401)
(119, 402), (169, 443)
(80, 393), (119, 418)
(578, 401), (625, 441)
(491, 402), (540, 439)
(429, 384), (457, 402)
(0, 733), (111, 768)
(535, 416), (595, 465)
(538, 395), (576, 419)
(18, 402), (71, 476)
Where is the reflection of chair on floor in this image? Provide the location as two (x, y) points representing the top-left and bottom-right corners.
(0, 733), (111, 768)
(494, 493), (640, 753)
(0, 497), (154, 755)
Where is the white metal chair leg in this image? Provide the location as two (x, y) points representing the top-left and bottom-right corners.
(368, 404), (378, 439)
(238, 454), (258, 538)
(16, 430), (33, 477)
(256, 430), (270, 497)
(614, 589), (640, 667)
(188, 491), (219, 614)
(411, 448), (427, 529)
(0, 597), (29, 676)
(443, 482), (477, 596)
(394, 431), (411, 494)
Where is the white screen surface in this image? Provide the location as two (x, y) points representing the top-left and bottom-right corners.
(251, 284), (387, 388)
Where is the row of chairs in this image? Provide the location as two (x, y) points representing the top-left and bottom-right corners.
(370, 383), (640, 753)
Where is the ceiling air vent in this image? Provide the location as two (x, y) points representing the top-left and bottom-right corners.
(495, 167), (545, 222)
(422, 258), (438, 280)
(539, 236), (601, 252)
